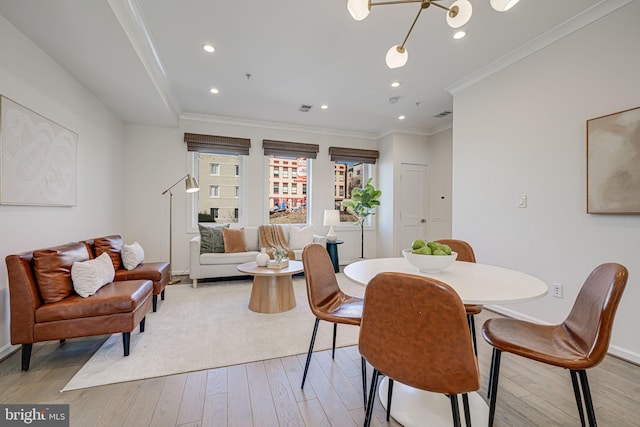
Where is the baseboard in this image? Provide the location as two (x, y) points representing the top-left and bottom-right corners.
(0, 342), (19, 363)
(485, 305), (640, 366)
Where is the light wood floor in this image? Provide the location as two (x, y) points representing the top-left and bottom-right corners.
(1, 307), (639, 426)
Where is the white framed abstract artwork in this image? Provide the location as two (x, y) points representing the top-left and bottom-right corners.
(1, 96), (78, 206)
(587, 106), (640, 214)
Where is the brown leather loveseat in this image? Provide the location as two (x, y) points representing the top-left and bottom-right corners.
(6, 239), (157, 371)
(82, 235), (170, 312)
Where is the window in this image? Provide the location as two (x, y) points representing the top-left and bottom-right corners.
(263, 139), (318, 224)
(185, 133), (250, 226)
(273, 168), (279, 177)
(273, 184), (279, 194)
(328, 147), (379, 224)
(196, 154), (241, 223)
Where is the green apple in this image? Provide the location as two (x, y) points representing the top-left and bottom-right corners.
(432, 249), (447, 256)
(411, 239), (426, 250)
(439, 244), (452, 255)
(413, 246), (432, 255)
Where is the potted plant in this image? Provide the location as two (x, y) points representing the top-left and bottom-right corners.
(343, 177), (382, 259)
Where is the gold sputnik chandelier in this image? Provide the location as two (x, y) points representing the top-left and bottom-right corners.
(347, 0), (521, 68)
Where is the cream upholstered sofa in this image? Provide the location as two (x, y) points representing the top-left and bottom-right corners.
(189, 224), (326, 288)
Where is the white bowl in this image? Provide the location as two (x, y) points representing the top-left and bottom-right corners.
(402, 249), (458, 273)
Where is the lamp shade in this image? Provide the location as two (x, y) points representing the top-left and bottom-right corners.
(323, 209), (341, 226)
(490, 0), (520, 12)
(347, 0), (370, 21)
(185, 175), (200, 193)
(446, 0), (472, 29)
(386, 45), (408, 69)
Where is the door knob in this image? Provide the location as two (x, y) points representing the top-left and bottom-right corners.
(420, 219), (426, 223)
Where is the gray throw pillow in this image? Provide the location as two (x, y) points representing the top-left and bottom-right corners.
(199, 223), (229, 254)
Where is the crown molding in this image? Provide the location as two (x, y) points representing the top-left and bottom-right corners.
(108, 0), (180, 125)
(447, 0), (635, 95)
(180, 112), (379, 141)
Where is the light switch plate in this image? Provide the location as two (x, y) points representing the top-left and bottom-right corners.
(518, 195), (527, 208)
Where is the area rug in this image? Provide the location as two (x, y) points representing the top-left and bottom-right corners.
(61, 274), (364, 392)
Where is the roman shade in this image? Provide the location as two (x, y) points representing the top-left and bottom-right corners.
(184, 133), (251, 155)
(329, 147), (379, 164)
(262, 140), (319, 159)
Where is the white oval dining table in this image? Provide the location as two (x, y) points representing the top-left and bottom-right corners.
(343, 257), (549, 427)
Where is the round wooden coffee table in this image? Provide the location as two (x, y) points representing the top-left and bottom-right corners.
(237, 260), (304, 313)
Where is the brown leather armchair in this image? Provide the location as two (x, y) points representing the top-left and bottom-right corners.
(359, 272), (480, 427)
(300, 243), (367, 405)
(482, 263), (628, 427)
(435, 239), (481, 354)
(6, 242), (153, 371)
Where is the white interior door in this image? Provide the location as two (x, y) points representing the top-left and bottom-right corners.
(398, 163), (427, 255)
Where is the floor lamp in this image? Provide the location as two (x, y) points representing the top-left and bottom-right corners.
(162, 174), (200, 284)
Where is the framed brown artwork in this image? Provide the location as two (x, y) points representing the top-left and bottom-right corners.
(586, 106), (640, 214)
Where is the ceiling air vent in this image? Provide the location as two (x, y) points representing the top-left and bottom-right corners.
(299, 105), (312, 112)
(434, 110), (452, 118)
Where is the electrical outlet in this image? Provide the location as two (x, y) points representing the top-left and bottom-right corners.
(552, 283), (563, 298)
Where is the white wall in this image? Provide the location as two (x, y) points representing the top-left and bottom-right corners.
(123, 118), (379, 273)
(0, 16), (125, 359)
(452, 2), (640, 362)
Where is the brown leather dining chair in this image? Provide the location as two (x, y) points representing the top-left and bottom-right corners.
(435, 239), (482, 354)
(482, 263), (628, 427)
(359, 272), (480, 427)
(301, 243), (367, 405)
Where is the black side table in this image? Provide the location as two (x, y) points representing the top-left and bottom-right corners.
(326, 240), (344, 273)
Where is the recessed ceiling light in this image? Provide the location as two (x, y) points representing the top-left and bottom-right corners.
(398, 115), (406, 120)
(209, 87), (219, 94)
(391, 81), (401, 88)
(321, 104), (329, 110)
(453, 30), (467, 40)
(203, 44), (215, 53)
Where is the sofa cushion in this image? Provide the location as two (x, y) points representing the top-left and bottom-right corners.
(288, 225), (314, 250)
(71, 252), (115, 298)
(115, 261), (169, 283)
(122, 241), (145, 270)
(222, 228), (247, 253)
(93, 235), (124, 270)
(33, 242), (90, 304)
(243, 226), (260, 251)
(35, 279), (152, 322)
(199, 252), (258, 265)
(199, 223), (229, 254)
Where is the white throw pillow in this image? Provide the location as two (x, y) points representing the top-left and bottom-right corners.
(122, 241), (145, 270)
(288, 225), (314, 250)
(71, 252), (115, 298)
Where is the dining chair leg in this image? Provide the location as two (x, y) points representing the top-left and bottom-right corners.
(449, 394), (462, 427)
(570, 370), (587, 427)
(487, 349), (502, 427)
(386, 378), (394, 421)
(301, 318), (320, 389)
(578, 370), (597, 427)
(332, 323), (337, 359)
(361, 357), (367, 407)
(462, 393), (472, 427)
(364, 368), (380, 427)
(467, 314), (477, 356)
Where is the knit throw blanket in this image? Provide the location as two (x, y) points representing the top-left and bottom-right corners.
(258, 225), (295, 259)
